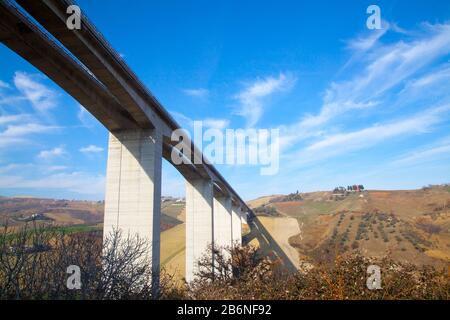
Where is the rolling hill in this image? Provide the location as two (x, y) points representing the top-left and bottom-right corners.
(250, 186), (450, 268)
(1, 185), (449, 280)
(0, 196), (183, 232)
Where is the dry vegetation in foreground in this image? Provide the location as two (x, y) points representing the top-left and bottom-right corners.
(184, 246), (449, 300)
(0, 223), (175, 299)
(0, 224), (448, 300)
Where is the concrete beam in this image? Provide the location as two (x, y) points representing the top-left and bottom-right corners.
(9, 0), (251, 213)
(213, 196), (232, 252)
(241, 209), (249, 225)
(17, 0), (158, 129)
(185, 178), (214, 283)
(0, 1), (138, 131)
(103, 129), (162, 288)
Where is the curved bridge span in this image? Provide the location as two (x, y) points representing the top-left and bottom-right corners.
(0, 0), (252, 286)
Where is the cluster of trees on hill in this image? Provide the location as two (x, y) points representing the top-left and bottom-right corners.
(333, 185), (365, 195)
(333, 187), (347, 194)
(269, 191), (303, 203)
(422, 183), (450, 190)
(253, 205), (279, 216)
(347, 185), (365, 192)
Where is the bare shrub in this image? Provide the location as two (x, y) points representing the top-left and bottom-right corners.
(0, 223), (166, 300)
(186, 245), (450, 300)
(188, 244), (286, 300)
(1, 223), (448, 300)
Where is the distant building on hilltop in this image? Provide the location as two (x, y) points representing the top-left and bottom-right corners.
(332, 185), (365, 200)
(347, 185), (365, 192)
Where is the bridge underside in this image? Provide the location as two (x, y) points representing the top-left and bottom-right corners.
(0, 0), (252, 285)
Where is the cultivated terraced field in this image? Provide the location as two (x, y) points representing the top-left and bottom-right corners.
(0, 196), (183, 232)
(251, 186), (450, 268)
(3, 185), (448, 277)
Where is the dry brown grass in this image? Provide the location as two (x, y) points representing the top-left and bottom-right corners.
(183, 247), (450, 300)
(266, 188), (450, 269)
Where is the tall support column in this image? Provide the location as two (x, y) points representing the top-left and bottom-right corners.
(185, 178), (214, 283)
(213, 196), (232, 251)
(241, 209), (249, 225)
(103, 129), (162, 292)
(231, 206), (243, 246)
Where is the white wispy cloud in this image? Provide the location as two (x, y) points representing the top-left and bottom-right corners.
(401, 65), (450, 93)
(0, 73), (65, 152)
(346, 21), (389, 52)
(280, 22), (450, 152)
(45, 165), (68, 172)
(0, 78), (25, 106)
(340, 23), (450, 104)
(202, 118), (230, 130)
(0, 172), (105, 196)
(37, 147), (67, 160)
(77, 104), (98, 128)
(357, 23), (450, 99)
(0, 80), (10, 89)
(392, 136), (450, 166)
(0, 163), (67, 174)
(0, 114), (29, 125)
(0, 137), (27, 148)
(0, 163), (34, 174)
(0, 72), (103, 198)
(234, 73), (296, 127)
(0, 95), (27, 107)
(170, 110), (193, 128)
(182, 88), (209, 98)
(0, 123), (58, 138)
(170, 110), (230, 131)
(293, 104), (450, 165)
(0, 123), (59, 148)
(13, 71), (58, 112)
(80, 145), (104, 153)
(395, 144), (450, 165)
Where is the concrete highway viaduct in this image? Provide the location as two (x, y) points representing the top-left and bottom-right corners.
(0, 0), (252, 285)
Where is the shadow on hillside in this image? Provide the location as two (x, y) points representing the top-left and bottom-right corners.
(243, 214), (297, 273)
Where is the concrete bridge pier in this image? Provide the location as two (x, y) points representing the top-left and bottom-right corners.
(185, 178), (214, 283)
(0, 0), (255, 292)
(232, 206), (243, 246)
(103, 129), (162, 290)
(213, 195), (233, 253)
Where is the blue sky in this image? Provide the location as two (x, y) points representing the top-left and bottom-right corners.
(1, 0), (450, 200)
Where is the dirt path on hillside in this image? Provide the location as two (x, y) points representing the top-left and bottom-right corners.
(161, 216), (302, 278)
(161, 224), (185, 281)
(257, 216), (301, 269)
